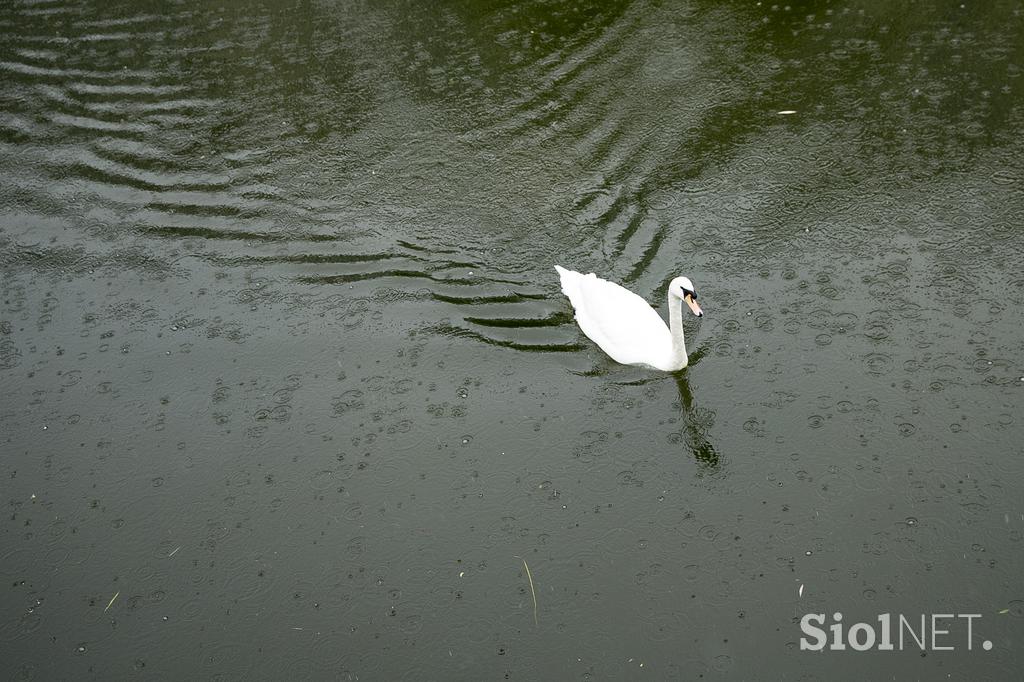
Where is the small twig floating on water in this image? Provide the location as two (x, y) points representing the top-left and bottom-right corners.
(514, 556), (538, 626)
(104, 591), (120, 612)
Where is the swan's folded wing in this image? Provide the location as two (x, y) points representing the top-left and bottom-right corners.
(556, 267), (671, 367)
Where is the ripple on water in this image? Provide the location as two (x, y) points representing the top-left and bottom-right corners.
(863, 353), (894, 375)
(645, 189), (676, 211)
(218, 553), (276, 602)
(806, 308), (832, 329)
(897, 422), (917, 437)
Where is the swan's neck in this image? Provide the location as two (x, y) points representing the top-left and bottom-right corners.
(667, 292), (688, 370)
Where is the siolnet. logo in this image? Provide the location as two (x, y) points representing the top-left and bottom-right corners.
(800, 612), (993, 652)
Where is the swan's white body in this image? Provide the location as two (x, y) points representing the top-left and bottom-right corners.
(555, 266), (703, 372)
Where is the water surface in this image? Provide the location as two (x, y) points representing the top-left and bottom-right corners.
(2, 0), (1023, 679)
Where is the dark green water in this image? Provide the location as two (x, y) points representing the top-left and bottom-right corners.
(2, 0), (1023, 679)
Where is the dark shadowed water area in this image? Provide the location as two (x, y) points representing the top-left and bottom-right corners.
(2, 0), (1023, 679)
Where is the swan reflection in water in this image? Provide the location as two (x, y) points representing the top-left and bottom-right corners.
(586, 343), (719, 469)
(669, 344), (719, 469)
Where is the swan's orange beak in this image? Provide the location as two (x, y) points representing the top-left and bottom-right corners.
(684, 293), (703, 317)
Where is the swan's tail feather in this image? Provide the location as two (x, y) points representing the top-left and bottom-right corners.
(553, 265), (571, 294)
(554, 265), (593, 308)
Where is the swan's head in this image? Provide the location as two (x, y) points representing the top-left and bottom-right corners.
(669, 276), (703, 317)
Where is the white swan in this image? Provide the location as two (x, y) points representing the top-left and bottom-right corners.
(555, 265), (704, 371)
